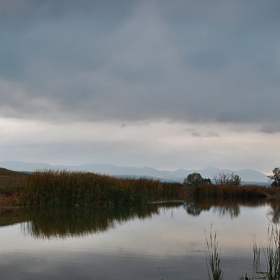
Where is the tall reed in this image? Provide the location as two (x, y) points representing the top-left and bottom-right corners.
(203, 218), (280, 280)
(21, 170), (182, 207)
(257, 224), (280, 280)
(195, 184), (277, 200)
(205, 225), (223, 280)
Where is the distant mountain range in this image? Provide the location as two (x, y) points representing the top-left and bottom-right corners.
(0, 161), (270, 185)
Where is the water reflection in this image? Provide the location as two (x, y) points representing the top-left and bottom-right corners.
(23, 203), (182, 239)
(267, 201), (280, 223)
(183, 201), (211, 216)
(0, 207), (30, 227)
(184, 199), (269, 219)
(0, 199), (280, 240)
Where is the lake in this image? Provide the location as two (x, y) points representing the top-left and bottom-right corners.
(0, 199), (279, 279)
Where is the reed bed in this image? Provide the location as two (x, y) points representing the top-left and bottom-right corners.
(21, 170), (182, 207)
(195, 184), (280, 199)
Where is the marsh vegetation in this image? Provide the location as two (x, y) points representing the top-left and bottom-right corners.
(1, 168), (280, 207)
(21, 170), (181, 207)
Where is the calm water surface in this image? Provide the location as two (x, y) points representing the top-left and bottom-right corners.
(0, 200), (280, 280)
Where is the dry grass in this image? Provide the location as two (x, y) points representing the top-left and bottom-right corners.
(194, 184), (280, 199)
(21, 170), (182, 207)
(0, 169), (30, 206)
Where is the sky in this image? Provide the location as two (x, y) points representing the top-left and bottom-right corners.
(0, 0), (280, 174)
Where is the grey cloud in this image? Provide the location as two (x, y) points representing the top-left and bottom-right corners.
(259, 124), (280, 134)
(206, 132), (220, 138)
(190, 131), (220, 138)
(191, 131), (200, 137)
(186, 52), (228, 70)
(0, 0), (279, 131)
(0, 0), (135, 19)
(0, 0), (23, 14)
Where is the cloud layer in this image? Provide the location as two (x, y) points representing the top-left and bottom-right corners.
(0, 0), (279, 131)
(1, 1), (280, 173)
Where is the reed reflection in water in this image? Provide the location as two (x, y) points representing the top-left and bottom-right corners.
(1, 199), (280, 279)
(22, 202), (182, 239)
(10, 199), (279, 239)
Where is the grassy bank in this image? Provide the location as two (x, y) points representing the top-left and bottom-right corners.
(0, 168), (29, 206)
(21, 170), (182, 207)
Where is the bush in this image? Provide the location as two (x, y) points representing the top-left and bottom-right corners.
(267, 167), (280, 187)
(183, 173), (211, 188)
(213, 172), (241, 186)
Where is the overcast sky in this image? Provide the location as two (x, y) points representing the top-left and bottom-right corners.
(1, 0), (280, 174)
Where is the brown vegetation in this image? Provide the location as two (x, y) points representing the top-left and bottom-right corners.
(1, 167), (280, 207)
(193, 183), (280, 199)
(0, 168), (29, 206)
(21, 170), (182, 207)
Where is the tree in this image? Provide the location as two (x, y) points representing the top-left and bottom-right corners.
(267, 167), (280, 187)
(213, 172), (241, 186)
(183, 172), (211, 187)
